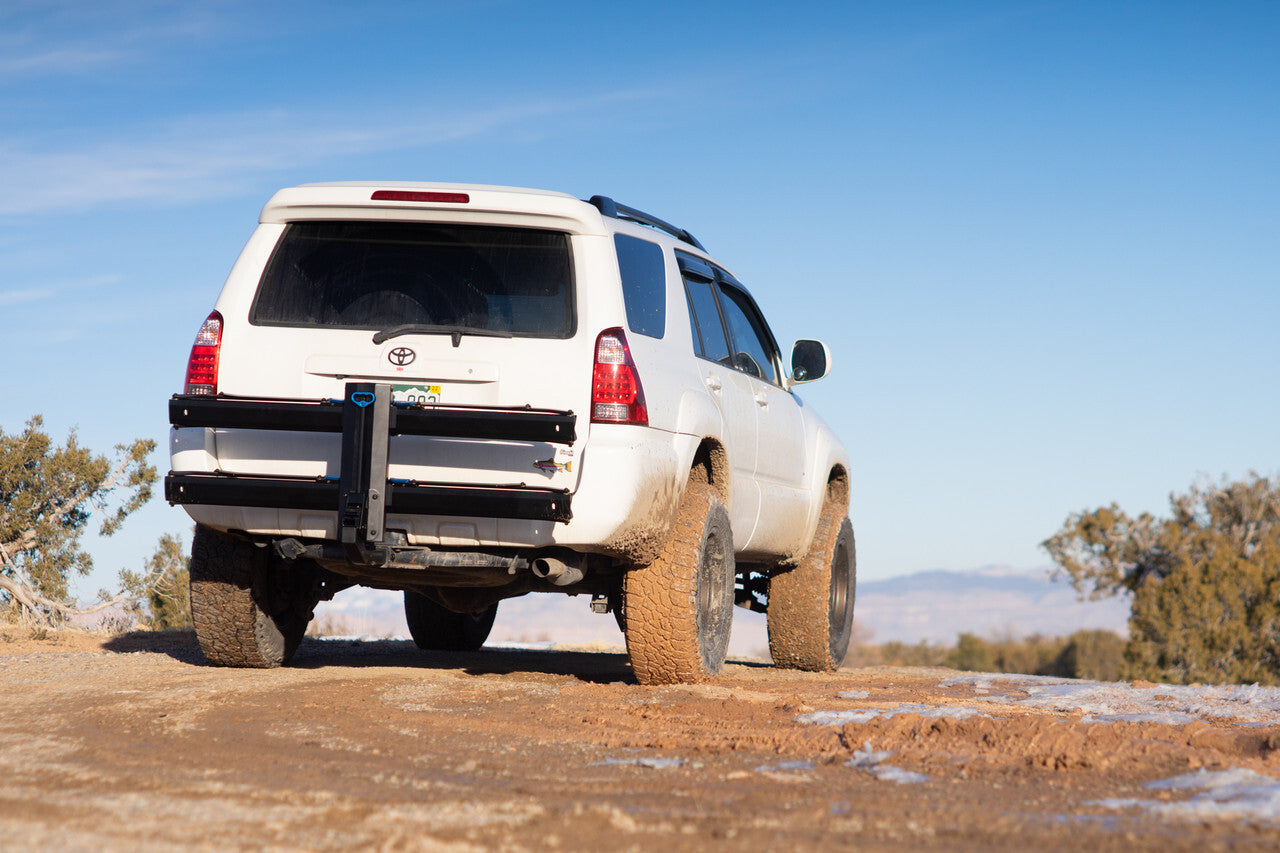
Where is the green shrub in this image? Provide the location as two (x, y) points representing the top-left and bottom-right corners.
(1044, 473), (1280, 685)
(1055, 629), (1126, 681)
(122, 534), (192, 631)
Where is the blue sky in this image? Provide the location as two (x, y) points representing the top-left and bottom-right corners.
(1, 0), (1277, 598)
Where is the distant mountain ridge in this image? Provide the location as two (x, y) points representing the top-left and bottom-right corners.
(865, 566), (1069, 595)
(855, 565), (1130, 645)
(313, 564), (1131, 657)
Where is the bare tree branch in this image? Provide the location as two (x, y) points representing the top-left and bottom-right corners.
(1, 543), (169, 627)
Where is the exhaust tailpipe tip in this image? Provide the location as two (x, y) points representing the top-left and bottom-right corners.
(531, 556), (584, 586)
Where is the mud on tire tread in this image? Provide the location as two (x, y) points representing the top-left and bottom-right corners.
(623, 482), (735, 685)
(767, 502), (856, 672)
(404, 591), (498, 652)
(189, 525), (315, 668)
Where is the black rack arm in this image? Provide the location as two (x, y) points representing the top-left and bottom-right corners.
(588, 195), (706, 251)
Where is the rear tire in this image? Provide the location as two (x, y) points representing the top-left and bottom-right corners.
(623, 482), (735, 685)
(189, 525), (317, 668)
(767, 506), (856, 672)
(404, 591), (497, 651)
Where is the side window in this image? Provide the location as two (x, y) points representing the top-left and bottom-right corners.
(682, 267), (731, 364)
(717, 282), (779, 384)
(614, 234), (665, 338)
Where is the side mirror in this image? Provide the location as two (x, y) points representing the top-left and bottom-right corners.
(790, 339), (831, 384)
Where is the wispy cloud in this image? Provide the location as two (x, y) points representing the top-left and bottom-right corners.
(0, 274), (120, 307)
(0, 90), (666, 216)
(0, 1), (225, 78)
(0, 47), (127, 75)
(0, 287), (51, 307)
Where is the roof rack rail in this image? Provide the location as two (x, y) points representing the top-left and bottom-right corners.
(587, 195), (706, 251)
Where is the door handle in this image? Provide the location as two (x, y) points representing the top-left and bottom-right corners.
(705, 374), (722, 392)
(754, 393), (769, 408)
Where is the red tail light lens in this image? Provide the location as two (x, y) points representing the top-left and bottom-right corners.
(591, 327), (648, 425)
(183, 310), (223, 395)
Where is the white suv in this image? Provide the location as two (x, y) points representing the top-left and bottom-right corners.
(166, 182), (853, 684)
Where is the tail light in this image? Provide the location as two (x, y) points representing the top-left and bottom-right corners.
(183, 310), (223, 395)
(591, 327), (648, 425)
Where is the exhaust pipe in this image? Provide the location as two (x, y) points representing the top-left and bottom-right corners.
(531, 556), (585, 586)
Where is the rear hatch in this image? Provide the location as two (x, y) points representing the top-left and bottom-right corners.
(212, 217), (590, 495)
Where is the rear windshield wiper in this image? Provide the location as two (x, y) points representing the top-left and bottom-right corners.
(372, 324), (514, 347)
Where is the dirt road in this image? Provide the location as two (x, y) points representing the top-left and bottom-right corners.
(2, 630), (1279, 851)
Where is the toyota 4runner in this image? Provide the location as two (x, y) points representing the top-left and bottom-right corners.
(165, 182), (854, 685)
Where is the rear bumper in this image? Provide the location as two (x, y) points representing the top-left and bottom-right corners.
(165, 386), (576, 542)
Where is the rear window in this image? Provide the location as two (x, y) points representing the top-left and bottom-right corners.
(250, 222), (574, 338)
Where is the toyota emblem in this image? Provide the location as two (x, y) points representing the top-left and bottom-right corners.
(388, 346), (416, 366)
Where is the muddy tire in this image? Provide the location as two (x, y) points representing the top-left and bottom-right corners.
(767, 505), (856, 672)
(623, 482), (735, 685)
(189, 525), (317, 668)
(404, 592), (497, 651)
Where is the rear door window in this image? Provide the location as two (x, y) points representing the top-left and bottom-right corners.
(251, 222), (574, 338)
(614, 234), (665, 338)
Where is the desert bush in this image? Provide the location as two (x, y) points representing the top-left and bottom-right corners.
(1044, 472), (1280, 685)
(850, 630), (1126, 680)
(122, 534), (192, 631)
(307, 613), (355, 638)
(1056, 629), (1127, 681)
(1123, 533), (1280, 684)
(845, 639), (949, 668)
(946, 633), (996, 672)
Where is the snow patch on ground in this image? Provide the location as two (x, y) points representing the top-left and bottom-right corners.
(755, 761), (816, 773)
(940, 673), (1280, 726)
(1084, 711), (1199, 725)
(846, 742), (929, 784)
(795, 710), (881, 726)
(1095, 768), (1280, 822)
(796, 704), (990, 727)
(597, 756), (685, 770)
(869, 765), (933, 784)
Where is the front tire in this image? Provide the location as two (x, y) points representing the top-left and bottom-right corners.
(404, 591), (497, 651)
(189, 525), (317, 668)
(767, 506), (856, 672)
(623, 482), (735, 685)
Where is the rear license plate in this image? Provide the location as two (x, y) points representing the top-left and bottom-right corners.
(392, 384), (442, 404)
